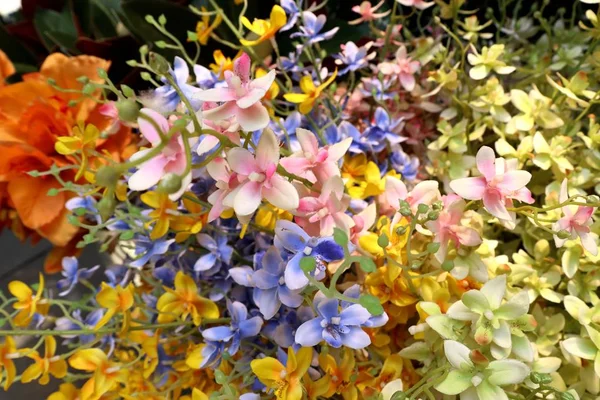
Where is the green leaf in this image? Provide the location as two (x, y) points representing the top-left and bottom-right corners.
(359, 294), (384, 316)
(120, 231), (135, 240)
(300, 257), (316, 273)
(0, 25), (37, 68)
(34, 7), (79, 52)
(90, 0), (120, 39)
(47, 188), (59, 196)
(333, 227), (348, 247)
(358, 256), (376, 273)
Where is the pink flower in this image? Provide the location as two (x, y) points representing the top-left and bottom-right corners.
(381, 177), (441, 215)
(450, 146), (534, 226)
(425, 195), (482, 262)
(196, 102), (241, 156)
(206, 157), (239, 222)
(350, 203), (377, 244)
(193, 53), (276, 131)
(98, 102), (121, 134)
(349, 0), (391, 25)
(396, 0), (434, 10)
(128, 108), (193, 200)
(378, 46), (420, 91)
(279, 128), (351, 184)
(553, 179), (597, 255)
(219, 129), (299, 218)
(295, 176), (355, 236)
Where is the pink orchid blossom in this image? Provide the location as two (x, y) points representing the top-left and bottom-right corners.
(219, 129), (299, 218)
(396, 0), (434, 10)
(196, 102), (241, 156)
(128, 108), (193, 200)
(279, 128), (351, 184)
(98, 102), (122, 134)
(350, 203), (377, 244)
(378, 46), (420, 91)
(425, 195), (482, 262)
(381, 177), (441, 216)
(450, 146), (534, 226)
(193, 53), (275, 132)
(553, 179), (598, 255)
(349, 0), (391, 25)
(206, 157), (239, 222)
(295, 176), (355, 236)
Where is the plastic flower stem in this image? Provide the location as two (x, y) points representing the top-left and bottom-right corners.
(381, 0), (398, 60)
(236, 0), (249, 33)
(305, 113), (329, 145)
(404, 365), (447, 397)
(276, 165), (314, 188)
(147, 17), (196, 67)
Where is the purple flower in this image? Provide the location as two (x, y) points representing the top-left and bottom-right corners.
(55, 309), (103, 344)
(56, 257), (100, 296)
(295, 293), (372, 349)
(363, 107), (406, 151)
(291, 12), (339, 45)
(153, 57), (201, 112)
(189, 340), (225, 369)
(202, 301), (263, 356)
(341, 285), (388, 328)
(194, 233), (233, 273)
(271, 111), (302, 151)
(360, 77), (396, 101)
(334, 42), (375, 76)
(390, 147), (420, 180)
(193, 64), (220, 90)
(105, 265), (130, 287)
(262, 307), (313, 348)
(274, 220), (344, 291)
(130, 237), (175, 268)
(253, 247), (304, 319)
(280, 0), (301, 31)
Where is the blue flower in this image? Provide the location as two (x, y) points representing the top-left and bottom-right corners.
(66, 196), (101, 223)
(194, 233), (233, 273)
(341, 285), (388, 328)
(294, 293), (372, 349)
(360, 77), (396, 101)
(262, 307), (314, 348)
(105, 265), (130, 287)
(291, 11), (339, 45)
(193, 64), (220, 90)
(55, 309), (103, 345)
(154, 57), (201, 112)
(338, 121), (377, 153)
(363, 107), (406, 151)
(334, 41), (375, 76)
(153, 266), (176, 286)
(191, 340), (225, 369)
(202, 301), (263, 356)
(274, 220), (344, 291)
(390, 148), (420, 180)
(130, 237), (175, 268)
(271, 112), (302, 151)
(280, 0), (301, 31)
(56, 257), (100, 296)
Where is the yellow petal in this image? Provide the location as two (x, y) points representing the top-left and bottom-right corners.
(69, 349), (107, 371)
(317, 68), (338, 91)
(96, 283), (119, 309)
(192, 388), (209, 400)
(270, 5), (287, 30)
(20, 362), (42, 383)
(251, 357), (285, 386)
(299, 75), (316, 94)
(292, 347), (312, 378)
(175, 271), (198, 293)
(299, 99), (316, 115)
(283, 93), (310, 104)
(8, 280), (31, 301)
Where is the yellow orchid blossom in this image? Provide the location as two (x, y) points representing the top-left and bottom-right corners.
(365, 265), (418, 308)
(357, 354), (404, 398)
(240, 5), (287, 46)
(9, 273), (50, 327)
(284, 69), (338, 114)
(0, 337), (19, 390)
(255, 203), (293, 230)
(140, 191), (178, 240)
(209, 50), (236, 78)
(195, 7), (222, 45)
(156, 271), (219, 326)
(69, 348), (127, 400)
(21, 336), (67, 385)
(318, 349), (358, 400)
(94, 282), (135, 332)
(359, 215), (409, 260)
(55, 123), (101, 180)
(48, 383), (80, 400)
(250, 347), (311, 400)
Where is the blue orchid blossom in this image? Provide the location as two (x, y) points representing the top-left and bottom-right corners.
(334, 42), (375, 76)
(291, 11), (339, 45)
(130, 237), (175, 268)
(363, 107), (406, 151)
(56, 256), (100, 296)
(194, 233), (233, 274)
(154, 57), (201, 112)
(390, 147), (420, 180)
(360, 76), (396, 101)
(274, 220), (344, 291)
(55, 309), (104, 344)
(280, 0), (301, 31)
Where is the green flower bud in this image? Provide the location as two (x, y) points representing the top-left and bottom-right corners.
(427, 242), (441, 253)
(214, 370), (227, 384)
(556, 229), (571, 239)
(377, 233), (389, 248)
(530, 372), (552, 385)
(116, 99), (139, 122)
(427, 211), (440, 221)
(158, 173), (183, 194)
(441, 260), (454, 271)
(149, 52), (170, 75)
(559, 392), (576, 400)
(95, 165), (121, 188)
(391, 392), (407, 400)
(432, 201), (443, 211)
(399, 207), (412, 217)
(534, 240), (550, 259)
(417, 203), (429, 215)
(97, 196), (117, 222)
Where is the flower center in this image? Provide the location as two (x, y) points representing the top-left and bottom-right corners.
(249, 172), (266, 182)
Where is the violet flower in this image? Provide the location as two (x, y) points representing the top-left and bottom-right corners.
(56, 256), (100, 296)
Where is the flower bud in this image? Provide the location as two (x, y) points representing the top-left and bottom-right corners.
(534, 240), (550, 259)
(432, 201), (443, 211)
(158, 173), (183, 194)
(377, 233), (389, 249)
(587, 195), (599, 203)
(427, 242), (440, 254)
(390, 392), (407, 400)
(214, 370), (227, 384)
(427, 211), (440, 221)
(97, 196), (117, 222)
(559, 393), (576, 400)
(116, 99), (140, 123)
(556, 229), (571, 239)
(441, 260), (454, 271)
(530, 372), (552, 385)
(417, 203), (429, 215)
(149, 52), (170, 75)
(95, 165), (121, 188)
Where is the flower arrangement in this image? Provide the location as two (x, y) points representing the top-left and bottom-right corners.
(1, 1), (600, 400)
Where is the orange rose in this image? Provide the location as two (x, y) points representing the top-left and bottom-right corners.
(0, 53), (135, 273)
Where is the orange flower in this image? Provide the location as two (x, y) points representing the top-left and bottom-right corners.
(0, 53), (134, 273)
(0, 50), (15, 87)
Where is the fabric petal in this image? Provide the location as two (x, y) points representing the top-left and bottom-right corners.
(295, 318), (324, 347)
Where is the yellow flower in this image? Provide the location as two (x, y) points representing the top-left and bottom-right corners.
(9, 273), (50, 327)
(156, 271), (219, 326)
(467, 44), (515, 80)
(250, 347), (312, 400)
(255, 203), (293, 230)
(357, 354), (403, 398)
(240, 5), (287, 46)
(0, 337), (18, 390)
(303, 374), (331, 400)
(48, 383), (80, 400)
(194, 7), (222, 45)
(284, 69), (338, 114)
(21, 336), (67, 385)
(69, 348), (127, 400)
(359, 216), (409, 260)
(94, 283), (135, 332)
(55, 123), (101, 180)
(209, 50), (235, 78)
(365, 265), (418, 308)
(141, 191), (178, 240)
(507, 87), (564, 133)
(170, 192), (205, 242)
(318, 349), (357, 400)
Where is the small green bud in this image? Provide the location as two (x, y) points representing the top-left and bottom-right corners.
(95, 165), (121, 188)
(68, 100), (78, 108)
(149, 52), (170, 75)
(556, 229), (571, 239)
(427, 211), (440, 221)
(158, 14), (167, 25)
(359, 294), (384, 316)
(441, 260), (454, 271)
(391, 391), (407, 400)
(97, 196), (117, 221)
(121, 84), (135, 98)
(427, 242), (440, 253)
(47, 188), (59, 196)
(417, 203), (429, 215)
(155, 40), (167, 49)
(432, 201), (443, 211)
(300, 257), (315, 273)
(145, 15), (156, 24)
(47, 78), (57, 86)
(377, 233), (389, 249)
(395, 225), (407, 236)
(534, 240), (550, 259)
(82, 83), (95, 95)
(398, 200), (410, 210)
(399, 207), (412, 217)
(140, 45), (149, 55)
(559, 392), (576, 400)
(158, 173), (183, 194)
(116, 99), (139, 122)
(28, 170), (40, 177)
(214, 370), (227, 384)
(76, 76), (90, 84)
(126, 60), (138, 67)
(140, 71), (152, 81)
(97, 68), (108, 79)
(530, 372), (552, 385)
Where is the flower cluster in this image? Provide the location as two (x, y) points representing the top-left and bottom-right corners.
(1, 1), (600, 400)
